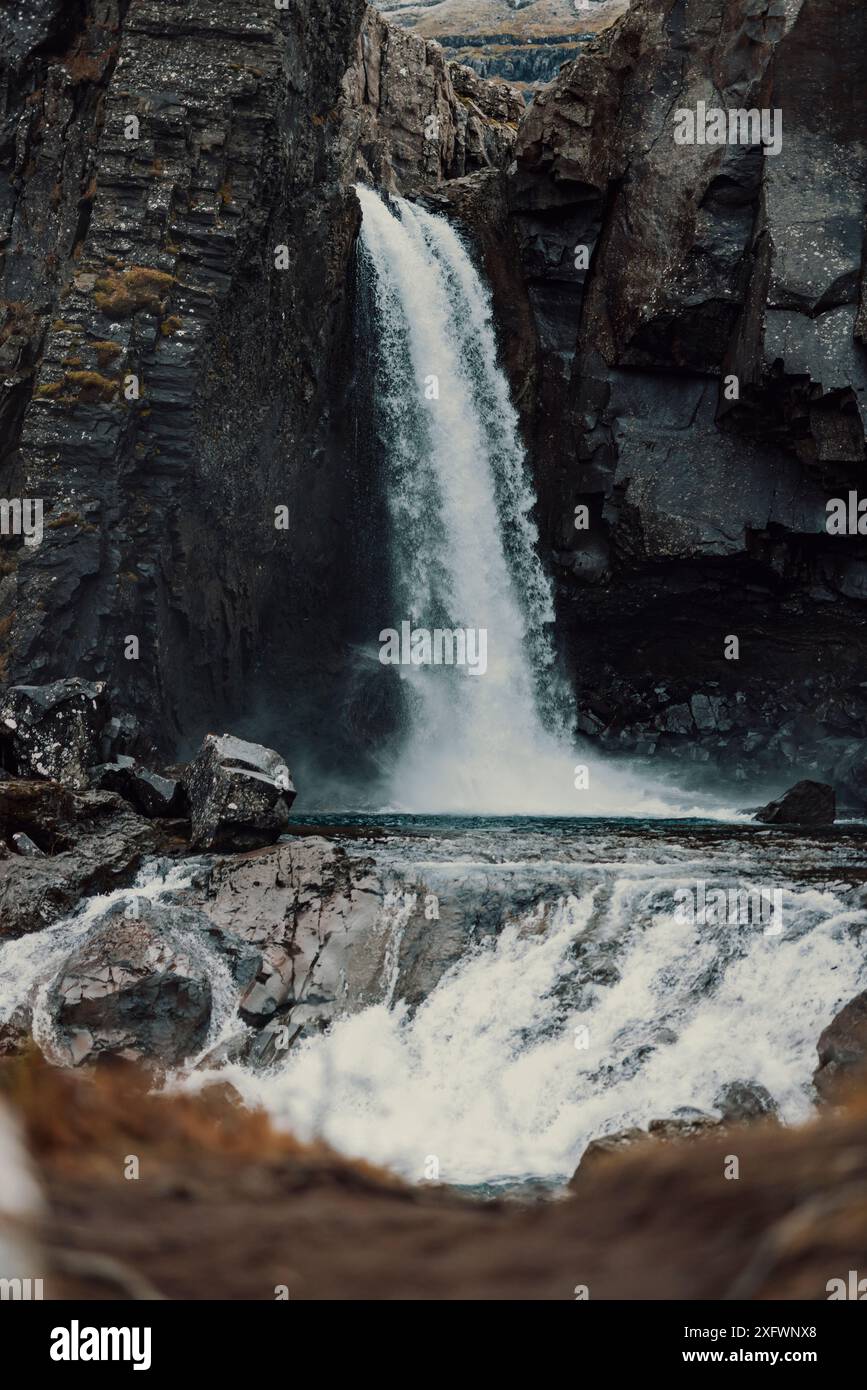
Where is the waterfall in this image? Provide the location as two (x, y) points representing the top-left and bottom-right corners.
(356, 187), (724, 818)
(357, 185), (569, 812)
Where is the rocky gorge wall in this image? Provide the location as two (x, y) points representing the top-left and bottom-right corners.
(499, 0), (867, 804)
(0, 0), (378, 767)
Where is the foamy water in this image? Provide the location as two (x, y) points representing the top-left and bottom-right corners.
(179, 823), (867, 1186)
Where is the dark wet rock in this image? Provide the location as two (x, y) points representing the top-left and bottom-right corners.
(0, 0), (369, 766)
(0, 1005), (32, 1058)
(714, 1081), (779, 1124)
(0, 680), (109, 790)
(0, 781), (162, 938)
(89, 757), (184, 819)
(570, 1127), (648, 1179)
(182, 734), (296, 853)
(754, 781), (836, 826)
(99, 714), (151, 765)
(493, 0), (867, 802)
(814, 991), (867, 1103)
(570, 1091), (782, 1187)
(46, 899), (260, 1069)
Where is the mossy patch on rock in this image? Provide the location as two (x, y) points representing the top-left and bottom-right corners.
(93, 266), (176, 318)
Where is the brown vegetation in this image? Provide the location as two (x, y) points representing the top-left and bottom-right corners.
(94, 266), (176, 318)
(4, 1055), (867, 1301)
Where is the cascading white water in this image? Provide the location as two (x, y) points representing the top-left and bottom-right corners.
(359, 184), (566, 812)
(188, 832), (867, 1187)
(357, 187), (725, 818)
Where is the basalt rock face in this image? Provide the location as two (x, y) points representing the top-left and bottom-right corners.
(0, 0), (369, 770)
(504, 0), (867, 804)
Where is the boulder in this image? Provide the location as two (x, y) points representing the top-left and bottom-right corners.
(570, 1112), (720, 1185)
(0, 781), (162, 938)
(47, 900), (261, 1069)
(182, 734), (296, 852)
(814, 991), (867, 1103)
(753, 780), (836, 826)
(182, 836), (393, 1049)
(714, 1081), (779, 1124)
(89, 757), (184, 818)
(0, 680), (109, 790)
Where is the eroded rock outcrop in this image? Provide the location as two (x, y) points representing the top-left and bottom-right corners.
(0, 0), (368, 762)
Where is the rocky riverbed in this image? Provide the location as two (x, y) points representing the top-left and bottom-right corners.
(2, 679), (867, 1195)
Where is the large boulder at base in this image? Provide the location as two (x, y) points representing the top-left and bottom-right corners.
(0, 680), (109, 790)
(47, 900), (260, 1068)
(182, 734), (296, 852)
(753, 780), (836, 826)
(814, 992), (867, 1103)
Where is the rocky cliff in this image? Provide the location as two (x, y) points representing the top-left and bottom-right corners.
(0, 0), (374, 769)
(341, 6), (523, 192)
(503, 0), (867, 802)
